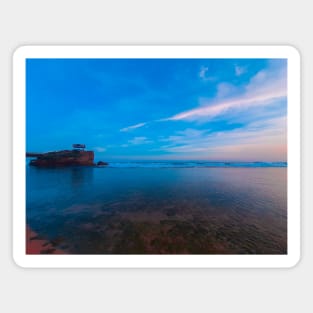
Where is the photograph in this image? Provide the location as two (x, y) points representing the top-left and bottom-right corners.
(13, 46), (300, 267)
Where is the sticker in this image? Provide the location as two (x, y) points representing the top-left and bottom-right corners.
(13, 45), (300, 267)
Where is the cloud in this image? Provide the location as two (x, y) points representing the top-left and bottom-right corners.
(120, 122), (146, 132)
(167, 91), (285, 122)
(216, 82), (236, 98)
(126, 136), (152, 145)
(160, 116), (286, 161)
(166, 67), (286, 122)
(94, 147), (106, 152)
(160, 128), (208, 146)
(235, 65), (246, 76)
(199, 66), (209, 79)
(199, 66), (216, 81)
(123, 63), (286, 130)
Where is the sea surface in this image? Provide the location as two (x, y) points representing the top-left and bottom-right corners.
(26, 161), (287, 254)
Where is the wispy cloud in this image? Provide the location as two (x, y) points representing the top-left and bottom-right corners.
(129, 136), (151, 145)
(94, 147), (106, 152)
(160, 128), (209, 146)
(199, 66), (216, 81)
(122, 136), (152, 147)
(216, 82), (236, 98)
(199, 66), (209, 79)
(166, 66), (286, 122)
(160, 116), (286, 161)
(114, 61), (287, 161)
(235, 65), (246, 76)
(121, 64), (286, 130)
(120, 122), (146, 132)
(166, 90), (285, 122)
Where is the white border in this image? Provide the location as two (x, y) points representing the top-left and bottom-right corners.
(13, 45), (301, 268)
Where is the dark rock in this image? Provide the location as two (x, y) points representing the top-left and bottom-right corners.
(97, 161), (108, 166)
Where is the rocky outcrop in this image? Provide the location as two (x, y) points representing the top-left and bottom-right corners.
(29, 150), (95, 167)
(97, 161), (109, 166)
(26, 226), (66, 254)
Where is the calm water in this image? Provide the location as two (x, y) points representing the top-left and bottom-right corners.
(26, 163), (287, 254)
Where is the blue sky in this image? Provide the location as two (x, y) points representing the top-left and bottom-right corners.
(26, 58), (287, 161)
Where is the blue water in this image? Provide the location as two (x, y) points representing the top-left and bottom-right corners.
(103, 161), (287, 168)
(26, 162), (287, 254)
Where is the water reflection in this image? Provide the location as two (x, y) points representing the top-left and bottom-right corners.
(71, 167), (94, 188)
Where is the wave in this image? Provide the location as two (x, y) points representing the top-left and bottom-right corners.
(103, 161), (287, 168)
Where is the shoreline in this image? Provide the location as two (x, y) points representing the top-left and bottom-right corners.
(26, 226), (65, 254)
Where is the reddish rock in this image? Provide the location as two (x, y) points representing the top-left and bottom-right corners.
(29, 150), (95, 167)
(26, 226), (65, 254)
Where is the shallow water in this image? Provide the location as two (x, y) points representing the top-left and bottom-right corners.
(26, 165), (287, 254)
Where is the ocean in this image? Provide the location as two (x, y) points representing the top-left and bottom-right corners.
(26, 161), (287, 254)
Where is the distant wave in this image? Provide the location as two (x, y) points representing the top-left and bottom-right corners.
(104, 161), (287, 168)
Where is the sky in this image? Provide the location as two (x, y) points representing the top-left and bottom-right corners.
(26, 58), (287, 161)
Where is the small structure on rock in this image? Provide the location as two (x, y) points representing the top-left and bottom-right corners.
(72, 144), (86, 151)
